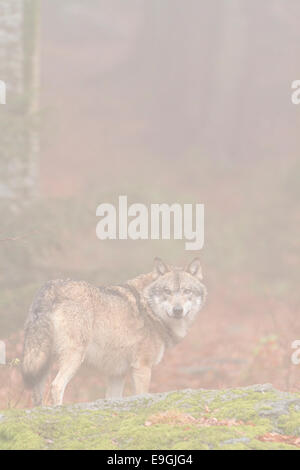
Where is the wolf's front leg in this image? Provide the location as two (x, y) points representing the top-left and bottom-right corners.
(132, 366), (152, 395)
(105, 375), (126, 399)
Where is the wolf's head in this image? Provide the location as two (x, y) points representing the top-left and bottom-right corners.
(143, 258), (207, 329)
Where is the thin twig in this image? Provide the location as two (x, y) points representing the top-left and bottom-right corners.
(0, 229), (39, 242)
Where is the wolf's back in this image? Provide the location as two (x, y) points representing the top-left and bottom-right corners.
(22, 281), (57, 388)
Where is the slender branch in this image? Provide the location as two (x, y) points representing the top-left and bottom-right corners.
(0, 229), (39, 242)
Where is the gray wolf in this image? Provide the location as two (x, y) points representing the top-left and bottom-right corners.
(22, 258), (207, 406)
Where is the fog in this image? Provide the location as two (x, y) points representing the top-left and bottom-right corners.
(0, 0), (299, 406)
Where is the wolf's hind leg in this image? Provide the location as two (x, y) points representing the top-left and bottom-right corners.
(51, 351), (84, 406)
(32, 374), (47, 406)
(105, 375), (126, 399)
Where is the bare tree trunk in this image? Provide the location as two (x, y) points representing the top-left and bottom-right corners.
(0, 0), (40, 207)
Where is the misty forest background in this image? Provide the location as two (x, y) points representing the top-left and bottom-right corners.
(0, 0), (299, 407)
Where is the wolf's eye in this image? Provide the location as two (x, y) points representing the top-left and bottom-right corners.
(184, 289), (192, 295)
(163, 288), (172, 296)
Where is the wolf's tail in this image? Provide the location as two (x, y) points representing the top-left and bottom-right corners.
(22, 282), (56, 388)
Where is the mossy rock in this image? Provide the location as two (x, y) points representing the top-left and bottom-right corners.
(1, 384), (300, 450)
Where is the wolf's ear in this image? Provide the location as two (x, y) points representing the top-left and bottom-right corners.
(186, 258), (203, 279)
(154, 257), (169, 276)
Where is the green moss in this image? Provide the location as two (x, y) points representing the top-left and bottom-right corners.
(210, 390), (277, 422)
(277, 406), (300, 436)
(1, 387), (300, 450)
(248, 439), (300, 451)
(220, 443), (250, 450)
(0, 420), (44, 450)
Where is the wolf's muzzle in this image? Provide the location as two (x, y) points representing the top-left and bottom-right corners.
(172, 305), (184, 319)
